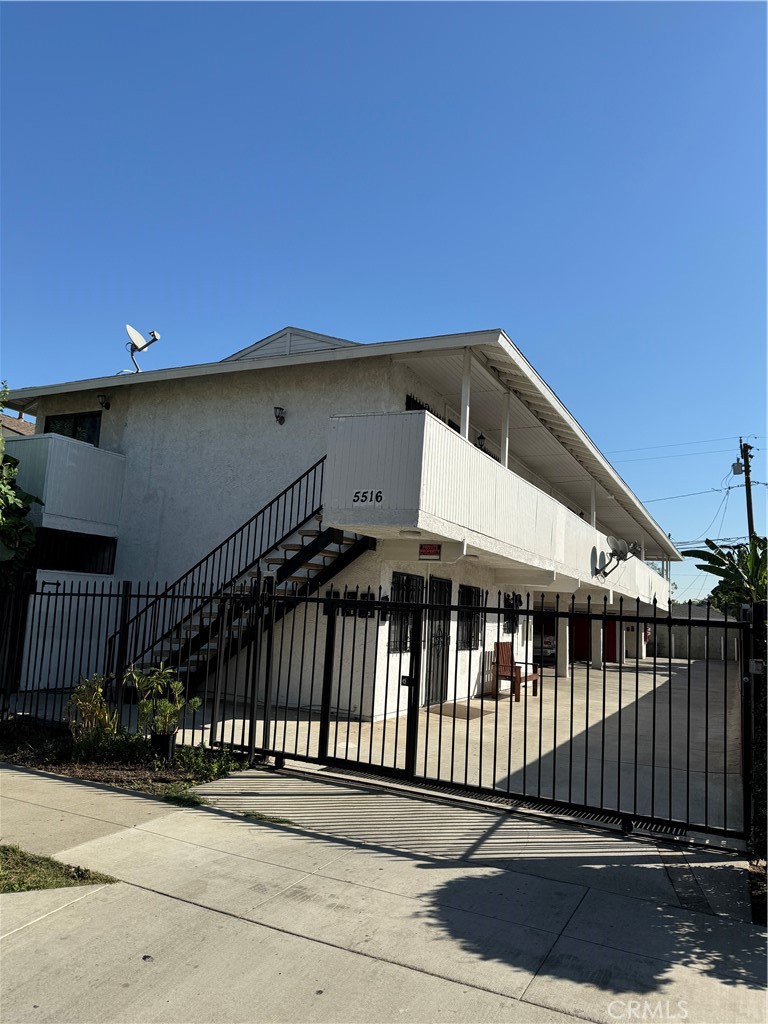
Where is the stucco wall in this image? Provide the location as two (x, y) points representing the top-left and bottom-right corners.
(34, 357), (409, 583)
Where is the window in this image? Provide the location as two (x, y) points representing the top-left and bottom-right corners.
(44, 411), (102, 448)
(33, 528), (116, 574)
(457, 584), (483, 650)
(503, 592), (522, 635)
(388, 572), (424, 653)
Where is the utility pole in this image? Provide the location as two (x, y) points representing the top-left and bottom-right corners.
(739, 437), (755, 539)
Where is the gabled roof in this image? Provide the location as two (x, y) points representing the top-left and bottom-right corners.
(222, 327), (360, 362)
(1, 412), (35, 436)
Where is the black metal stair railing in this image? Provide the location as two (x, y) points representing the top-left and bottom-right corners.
(108, 456), (326, 673)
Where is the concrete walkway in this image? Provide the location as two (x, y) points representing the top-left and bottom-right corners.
(0, 764), (765, 1024)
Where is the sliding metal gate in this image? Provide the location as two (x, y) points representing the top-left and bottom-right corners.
(2, 581), (756, 843)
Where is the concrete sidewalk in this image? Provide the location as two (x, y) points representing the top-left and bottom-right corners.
(1, 764), (765, 1024)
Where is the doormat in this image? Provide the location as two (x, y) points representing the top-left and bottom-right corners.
(430, 701), (489, 721)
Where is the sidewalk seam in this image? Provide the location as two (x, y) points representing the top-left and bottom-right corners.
(0, 884), (113, 940)
(112, 878), (599, 1019)
(1, 793), (174, 832)
(517, 886), (591, 1003)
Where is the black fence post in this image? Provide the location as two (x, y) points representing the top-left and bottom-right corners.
(744, 600), (767, 859)
(317, 592), (337, 763)
(113, 580), (133, 722)
(246, 578), (264, 764)
(404, 606), (424, 779)
(0, 571), (34, 715)
(260, 575), (276, 756)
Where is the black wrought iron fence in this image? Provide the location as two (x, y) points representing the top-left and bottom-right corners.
(0, 579), (755, 843)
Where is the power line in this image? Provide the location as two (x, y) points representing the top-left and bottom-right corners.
(606, 434), (764, 455)
(613, 448), (737, 464)
(673, 535), (749, 546)
(643, 484), (745, 503)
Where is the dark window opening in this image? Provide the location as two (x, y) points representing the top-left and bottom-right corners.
(457, 584), (484, 650)
(503, 592), (522, 635)
(33, 528), (116, 575)
(44, 411), (102, 448)
(388, 571), (424, 653)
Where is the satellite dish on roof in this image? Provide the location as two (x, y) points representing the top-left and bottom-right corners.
(126, 324), (149, 351)
(125, 323), (160, 372)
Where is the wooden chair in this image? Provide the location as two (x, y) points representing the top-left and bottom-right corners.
(491, 641), (539, 702)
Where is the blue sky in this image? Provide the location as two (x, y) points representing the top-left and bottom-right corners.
(1, 1), (765, 597)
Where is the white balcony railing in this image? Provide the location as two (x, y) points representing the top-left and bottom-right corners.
(5, 434), (125, 537)
(323, 411), (669, 606)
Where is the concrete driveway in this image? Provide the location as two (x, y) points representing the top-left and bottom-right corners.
(0, 764), (764, 1024)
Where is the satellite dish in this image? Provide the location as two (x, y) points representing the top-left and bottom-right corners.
(126, 324), (149, 351)
(617, 539), (629, 559)
(124, 323), (160, 372)
(607, 536), (622, 556)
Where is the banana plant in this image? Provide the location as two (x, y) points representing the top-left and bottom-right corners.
(681, 536), (767, 610)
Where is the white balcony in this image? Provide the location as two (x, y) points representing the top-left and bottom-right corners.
(323, 411), (670, 607)
(5, 434), (125, 537)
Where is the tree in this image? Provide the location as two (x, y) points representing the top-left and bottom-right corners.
(0, 381), (40, 590)
(681, 536), (767, 613)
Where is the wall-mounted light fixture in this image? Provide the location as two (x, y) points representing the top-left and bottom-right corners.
(274, 406), (286, 425)
(476, 433), (487, 452)
(97, 394), (111, 410)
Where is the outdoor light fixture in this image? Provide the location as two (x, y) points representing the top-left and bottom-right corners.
(97, 394), (111, 410)
(274, 406), (286, 425)
(476, 433), (487, 451)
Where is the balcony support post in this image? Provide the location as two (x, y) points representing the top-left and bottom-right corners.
(556, 614), (570, 679)
(590, 481), (596, 528)
(590, 618), (603, 669)
(502, 392), (511, 468)
(460, 348), (471, 440)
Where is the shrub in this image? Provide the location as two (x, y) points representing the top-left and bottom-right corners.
(67, 675), (118, 743)
(126, 663), (201, 736)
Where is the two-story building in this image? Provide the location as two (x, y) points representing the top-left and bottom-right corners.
(5, 326), (681, 714)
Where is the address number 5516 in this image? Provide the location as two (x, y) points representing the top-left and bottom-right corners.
(352, 490), (383, 503)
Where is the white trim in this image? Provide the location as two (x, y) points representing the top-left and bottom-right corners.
(7, 324), (681, 559)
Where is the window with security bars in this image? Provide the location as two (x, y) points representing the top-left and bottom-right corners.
(503, 592), (522, 634)
(457, 584), (483, 650)
(44, 411), (102, 448)
(388, 572), (424, 653)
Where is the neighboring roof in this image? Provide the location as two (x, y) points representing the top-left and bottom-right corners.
(1, 412), (35, 437)
(222, 326), (360, 361)
(6, 325), (682, 560)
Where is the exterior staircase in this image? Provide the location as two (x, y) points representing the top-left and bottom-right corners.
(108, 457), (375, 688)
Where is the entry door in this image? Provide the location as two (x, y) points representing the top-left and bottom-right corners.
(425, 577), (451, 705)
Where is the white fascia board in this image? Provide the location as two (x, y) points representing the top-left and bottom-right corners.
(7, 325), (679, 560)
(492, 331), (682, 562)
(7, 329), (504, 410)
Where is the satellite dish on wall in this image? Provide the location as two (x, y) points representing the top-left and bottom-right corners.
(125, 323), (160, 372)
(595, 535), (635, 580)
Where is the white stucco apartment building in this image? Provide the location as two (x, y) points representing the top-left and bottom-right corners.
(6, 326), (682, 702)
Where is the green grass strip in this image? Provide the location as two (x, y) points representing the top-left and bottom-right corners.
(0, 844), (116, 894)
